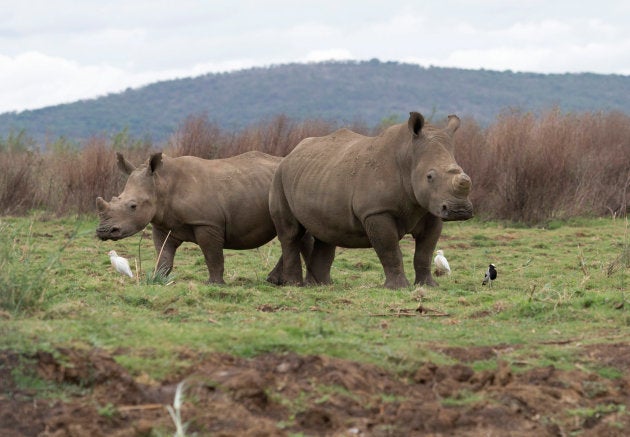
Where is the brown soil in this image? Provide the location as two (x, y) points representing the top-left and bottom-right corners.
(1, 343), (629, 436)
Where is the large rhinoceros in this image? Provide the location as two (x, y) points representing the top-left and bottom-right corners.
(97, 151), (300, 284)
(269, 112), (473, 289)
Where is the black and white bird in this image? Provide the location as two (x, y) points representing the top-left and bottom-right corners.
(108, 250), (134, 278)
(482, 264), (497, 286)
(433, 250), (451, 276)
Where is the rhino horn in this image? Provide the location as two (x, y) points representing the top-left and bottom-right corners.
(96, 196), (109, 213)
(453, 173), (472, 195)
(446, 115), (461, 135)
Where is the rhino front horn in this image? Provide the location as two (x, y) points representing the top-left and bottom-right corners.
(454, 173), (472, 195)
(96, 196), (109, 213)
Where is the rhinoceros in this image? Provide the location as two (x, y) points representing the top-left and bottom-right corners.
(96, 151), (307, 284)
(269, 112), (473, 289)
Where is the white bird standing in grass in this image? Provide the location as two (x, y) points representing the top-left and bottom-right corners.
(108, 250), (134, 278)
(433, 249), (451, 276)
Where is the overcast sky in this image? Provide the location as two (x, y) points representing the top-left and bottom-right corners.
(1, 0), (629, 113)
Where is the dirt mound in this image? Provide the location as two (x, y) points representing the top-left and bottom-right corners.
(1, 344), (629, 436)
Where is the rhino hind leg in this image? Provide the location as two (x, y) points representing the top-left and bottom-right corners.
(305, 238), (335, 285)
(412, 214), (442, 287)
(269, 179), (309, 285)
(267, 232), (315, 285)
(266, 256), (284, 285)
(277, 238), (305, 285)
(364, 214), (410, 289)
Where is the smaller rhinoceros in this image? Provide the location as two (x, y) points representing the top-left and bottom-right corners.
(96, 151), (304, 284)
(269, 112), (473, 289)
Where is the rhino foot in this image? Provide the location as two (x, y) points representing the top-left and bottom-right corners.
(384, 276), (411, 290)
(266, 273), (283, 285)
(266, 274), (304, 287)
(305, 269), (333, 286)
(414, 276), (439, 287)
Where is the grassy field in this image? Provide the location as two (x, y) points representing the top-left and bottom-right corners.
(1, 213), (628, 380)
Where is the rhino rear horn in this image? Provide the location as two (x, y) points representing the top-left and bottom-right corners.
(446, 115), (461, 135)
(408, 112), (425, 136)
(116, 153), (136, 175)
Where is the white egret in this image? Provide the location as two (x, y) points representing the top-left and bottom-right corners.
(107, 250), (134, 278)
(433, 249), (451, 276)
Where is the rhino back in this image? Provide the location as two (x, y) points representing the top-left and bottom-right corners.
(278, 127), (412, 247)
(156, 152), (280, 248)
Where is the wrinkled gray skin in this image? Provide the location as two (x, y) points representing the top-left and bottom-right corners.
(96, 151), (306, 284)
(269, 112), (473, 289)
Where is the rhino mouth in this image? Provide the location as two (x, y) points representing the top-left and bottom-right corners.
(438, 201), (474, 221)
(96, 223), (130, 241)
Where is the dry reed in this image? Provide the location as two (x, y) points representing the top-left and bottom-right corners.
(0, 109), (628, 223)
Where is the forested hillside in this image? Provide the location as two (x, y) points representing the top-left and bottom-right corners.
(1, 59), (629, 144)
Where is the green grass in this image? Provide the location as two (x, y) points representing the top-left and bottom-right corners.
(0, 213), (628, 381)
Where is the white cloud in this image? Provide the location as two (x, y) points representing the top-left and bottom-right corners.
(1, 0), (629, 113)
(0, 52), (168, 112)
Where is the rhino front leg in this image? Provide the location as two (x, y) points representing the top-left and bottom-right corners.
(194, 225), (226, 284)
(305, 238), (335, 285)
(364, 214), (409, 289)
(152, 226), (182, 275)
(412, 214), (442, 287)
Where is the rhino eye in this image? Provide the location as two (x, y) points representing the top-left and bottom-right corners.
(129, 203), (137, 211)
(427, 171), (436, 182)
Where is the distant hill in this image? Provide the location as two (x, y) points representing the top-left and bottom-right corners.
(1, 59), (629, 144)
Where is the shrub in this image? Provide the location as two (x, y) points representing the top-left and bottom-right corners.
(0, 150), (44, 215)
(0, 109), (628, 223)
(456, 108), (630, 223)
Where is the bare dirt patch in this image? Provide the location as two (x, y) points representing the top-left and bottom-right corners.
(1, 344), (629, 436)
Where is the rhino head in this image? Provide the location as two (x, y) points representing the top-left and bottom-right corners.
(407, 112), (473, 221)
(96, 152), (163, 240)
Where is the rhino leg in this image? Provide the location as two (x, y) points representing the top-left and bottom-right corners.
(411, 214), (442, 287)
(152, 226), (182, 275)
(277, 228), (306, 285)
(267, 233), (313, 285)
(305, 238), (335, 285)
(266, 256), (284, 285)
(194, 225), (226, 284)
(364, 214), (410, 289)
(269, 183), (308, 285)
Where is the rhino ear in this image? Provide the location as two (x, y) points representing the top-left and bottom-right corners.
(148, 152), (163, 174)
(408, 112), (425, 137)
(116, 152), (136, 175)
(446, 115), (461, 135)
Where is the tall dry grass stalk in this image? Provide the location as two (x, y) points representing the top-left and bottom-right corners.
(456, 108), (630, 223)
(166, 113), (338, 158)
(0, 150), (43, 215)
(0, 109), (628, 223)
